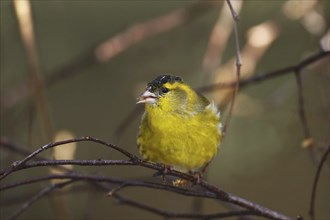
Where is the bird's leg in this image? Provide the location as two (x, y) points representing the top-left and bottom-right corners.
(161, 164), (171, 184)
(201, 160), (212, 174)
(152, 163), (171, 183)
(191, 161), (213, 185)
(189, 171), (203, 185)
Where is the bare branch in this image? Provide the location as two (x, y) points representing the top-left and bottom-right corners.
(0, 137), (292, 220)
(0, 159), (135, 175)
(0, 136), (136, 181)
(0, 137), (47, 161)
(309, 145), (330, 220)
(199, 50), (330, 93)
(221, 0), (242, 136)
(294, 70), (320, 165)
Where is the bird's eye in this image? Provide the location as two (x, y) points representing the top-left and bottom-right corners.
(161, 87), (169, 94)
(174, 76), (182, 82)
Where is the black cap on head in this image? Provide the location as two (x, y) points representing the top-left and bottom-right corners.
(147, 75), (182, 92)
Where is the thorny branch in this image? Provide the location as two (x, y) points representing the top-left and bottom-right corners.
(0, 137), (292, 220)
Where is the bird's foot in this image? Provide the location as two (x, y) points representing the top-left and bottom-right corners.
(161, 164), (171, 184)
(189, 171), (203, 185)
(152, 164), (171, 184)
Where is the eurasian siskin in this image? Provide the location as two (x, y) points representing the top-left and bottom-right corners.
(137, 75), (222, 174)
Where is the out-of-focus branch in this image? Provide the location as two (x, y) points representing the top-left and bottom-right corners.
(209, 20), (279, 114)
(1, 1), (216, 111)
(202, 1), (244, 74)
(8, 180), (75, 220)
(309, 145), (330, 220)
(0, 136), (292, 220)
(12, 1), (66, 218)
(12, 0), (53, 140)
(112, 105), (143, 142)
(110, 191), (256, 219)
(94, 1), (215, 62)
(0, 184), (100, 207)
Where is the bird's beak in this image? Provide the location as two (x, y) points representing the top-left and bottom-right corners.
(136, 90), (158, 104)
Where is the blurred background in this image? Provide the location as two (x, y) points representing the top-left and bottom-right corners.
(0, 0), (329, 219)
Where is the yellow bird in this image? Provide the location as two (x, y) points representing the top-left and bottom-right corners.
(137, 75), (222, 176)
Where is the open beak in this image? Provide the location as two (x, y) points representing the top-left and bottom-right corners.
(136, 90), (158, 104)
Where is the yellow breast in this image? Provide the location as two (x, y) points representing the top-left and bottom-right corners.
(137, 102), (221, 172)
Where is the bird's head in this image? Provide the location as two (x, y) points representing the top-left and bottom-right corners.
(137, 75), (187, 110)
(137, 75), (194, 112)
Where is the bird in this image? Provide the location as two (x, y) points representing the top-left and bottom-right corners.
(136, 74), (222, 179)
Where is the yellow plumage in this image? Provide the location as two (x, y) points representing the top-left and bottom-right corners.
(137, 75), (221, 173)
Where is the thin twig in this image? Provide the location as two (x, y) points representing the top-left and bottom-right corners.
(0, 137), (47, 161)
(295, 71), (312, 141)
(0, 138), (69, 173)
(8, 180), (75, 220)
(222, 0), (242, 136)
(199, 50), (330, 93)
(0, 136), (136, 180)
(294, 70), (319, 167)
(309, 145), (330, 220)
(0, 159), (135, 175)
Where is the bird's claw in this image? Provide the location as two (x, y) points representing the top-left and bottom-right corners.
(190, 171), (202, 185)
(152, 164), (171, 184)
